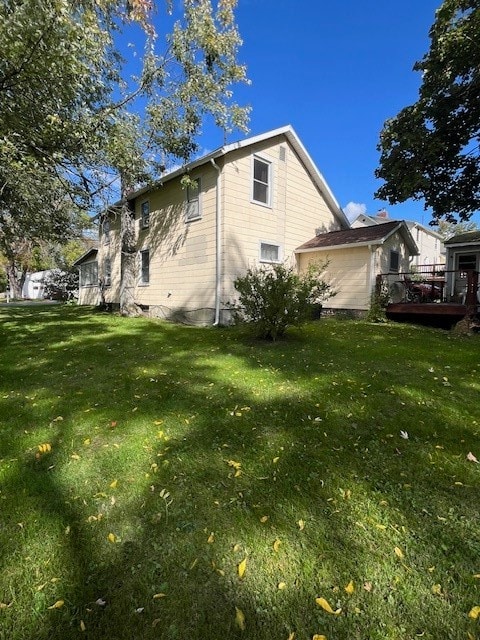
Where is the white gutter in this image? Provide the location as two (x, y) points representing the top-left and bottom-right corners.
(210, 158), (222, 325)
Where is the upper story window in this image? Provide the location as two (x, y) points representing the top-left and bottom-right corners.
(389, 249), (400, 273)
(102, 217), (110, 245)
(252, 156), (271, 206)
(140, 249), (150, 284)
(141, 201), (150, 229)
(185, 178), (201, 222)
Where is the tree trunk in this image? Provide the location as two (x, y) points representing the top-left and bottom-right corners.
(6, 262), (23, 299)
(119, 197), (142, 316)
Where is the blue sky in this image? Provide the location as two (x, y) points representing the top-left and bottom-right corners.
(229, 0), (443, 226)
(191, 0), (476, 228)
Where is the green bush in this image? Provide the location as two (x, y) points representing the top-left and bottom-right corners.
(232, 261), (335, 340)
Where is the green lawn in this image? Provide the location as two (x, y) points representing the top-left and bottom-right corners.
(1, 306), (480, 640)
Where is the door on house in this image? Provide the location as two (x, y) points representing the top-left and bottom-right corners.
(455, 253), (478, 300)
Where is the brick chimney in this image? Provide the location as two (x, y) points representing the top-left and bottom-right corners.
(376, 209), (388, 219)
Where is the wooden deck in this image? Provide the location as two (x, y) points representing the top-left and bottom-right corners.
(386, 302), (476, 328)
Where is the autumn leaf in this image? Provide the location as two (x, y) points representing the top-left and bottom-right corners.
(297, 519), (305, 531)
(344, 580), (355, 595)
(0, 602), (12, 609)
(260, 515), (269, 523)
(109, 479), (118, 489)
(207, 532), (215, 544)
(80, 620), (86, 632)
(394, 546), (404, 559)
(235, 606), (246, 631)
(273, 538), (281, 552)
(312, 635), (328, 640)
(47, 600), (64, 610)
(467, 452), (479, 464)
(468, 606), (480, 620)
(238, 558), (247, 579)
(363, 581), (373, 592)
(227, 460), (241, 470)
(287, 633), (295, 640)
(107, 533), (117, 543)
(278, 582), (287, 590)
(315, 597), (341, 615)
(153, 593), (167, 599)
(431, 584), (442, 595)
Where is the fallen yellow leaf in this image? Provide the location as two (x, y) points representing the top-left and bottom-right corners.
(273, 457), (280, 463)
(297, 519), (305, 531)
(344, 580), (355, 595)
(80, 620), (86, 632)
(312, 635), (327, 640)
(47, 600), (64, 610)
(260, 515), (269, 523)
(109, 479), (118, 489)
(315, 597), (341, 615)
(287, 633), (295, 640)
(273, 538), (281, 552)
(235, 606), (246, 631)
(238, 558), (247, 579)
(394, 546), (404, 559)
(0, 602), (12, 609)
(207, 532), (215, 544)
(153, 593), (167, 599)
(107, 533), (117, 543)
(468, 605), (480, 620)
(431, 584), (442, 595)
(278, 582), (287, 590)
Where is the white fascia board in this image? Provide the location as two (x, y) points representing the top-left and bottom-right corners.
(295, 241), (381, 254)
(383, 221), (419, 256)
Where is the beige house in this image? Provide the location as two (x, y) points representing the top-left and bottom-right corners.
(296, 221), (418, 312)
(76, 126), (351, 323)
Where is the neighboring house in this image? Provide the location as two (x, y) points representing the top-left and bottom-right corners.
(351, 210), (444, 267)
(444, 230), (480, 302)
(22, 270), (52, 299)
(295, 221), (418, 312)
(76, 126), (351, 323)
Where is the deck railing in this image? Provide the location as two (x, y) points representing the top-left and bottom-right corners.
(376, 266), (479, 307)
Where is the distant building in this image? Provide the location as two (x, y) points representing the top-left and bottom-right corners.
(351, 210), (444, 267)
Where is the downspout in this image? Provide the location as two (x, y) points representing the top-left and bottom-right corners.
(210, 158), (222, 325)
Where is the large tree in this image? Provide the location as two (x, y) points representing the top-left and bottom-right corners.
(1, 0), (249, 308)
(375, 0), (480, 223)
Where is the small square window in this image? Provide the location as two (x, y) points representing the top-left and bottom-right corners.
(141, 201), (150, 228)
(185, 179), (201, 221)
(140, 250), (150, 284)
(389, 250), (400, 273)
(260, 242), (280, 263)
(252, 157), (271, 206)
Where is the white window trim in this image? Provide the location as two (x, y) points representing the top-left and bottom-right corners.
(79, 261), (98, 287)
(141, 201), (150, 229)
(259, 240), (282, 264)
(185, 177), (202, 222)
(251, 154), (272, 208)
(139, 249), (150, 285)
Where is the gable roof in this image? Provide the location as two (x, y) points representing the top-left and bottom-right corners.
(73, 247), (98, 266)
(124, 126), (350, 229)
(444, 230), (480, 246)
(352, 213), (443, 240)
(295, 220), (418, 254)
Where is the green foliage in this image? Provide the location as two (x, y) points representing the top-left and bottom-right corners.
(43, 268), (79, 301)
(232, 261), (335, 340)
(375, 0), (480, 223)
(366, 285), (389, 323)
(1, 308), (480, 640)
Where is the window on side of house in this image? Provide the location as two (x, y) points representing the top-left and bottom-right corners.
(185, 178), (201, 222)
(389, 250), (400, 273)
(104, 258), (111, 286)
(141, 201), (150, 229)
(252, 156), (271, 206)
(259, 242), (281, 263)
(140, 249), (150, 284)
(79, 262), (98, 287)
(458, 254), (477, 272)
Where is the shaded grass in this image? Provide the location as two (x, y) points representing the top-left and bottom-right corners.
(0, 306), (480, 639)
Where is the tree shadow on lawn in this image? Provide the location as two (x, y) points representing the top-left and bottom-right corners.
(0, 309), (479, 639)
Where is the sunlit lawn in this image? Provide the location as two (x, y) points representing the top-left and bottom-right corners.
(1, 305), (480, 640)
